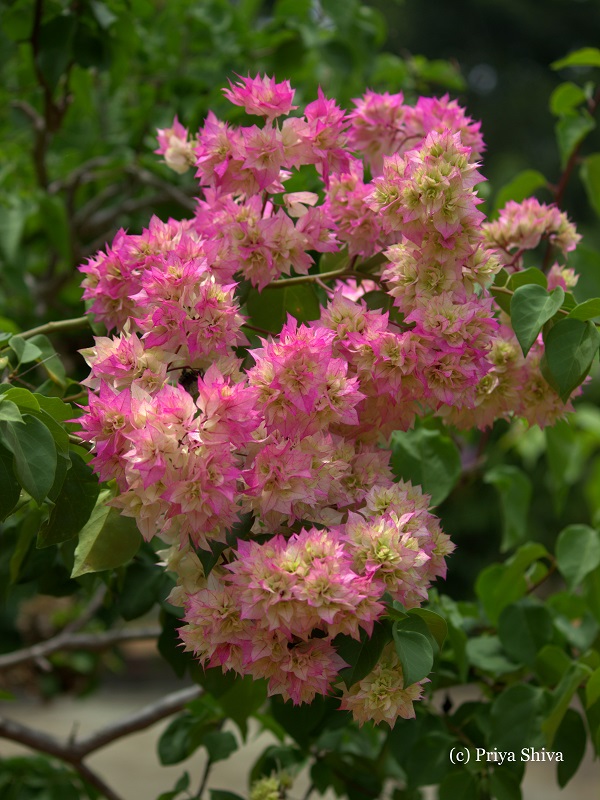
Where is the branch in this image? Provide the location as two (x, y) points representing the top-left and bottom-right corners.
(74, 685), (202, 757)
(0, 626), (160, 672)
(18, 315), (91, 340)
(267, 266), (349, 288)
(0, 717), (124, 800)
(0, 685), (202, 799)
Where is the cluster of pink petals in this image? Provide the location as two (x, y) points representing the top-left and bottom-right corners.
(76, 74), (582, 724)
(483, 197), (580, 269)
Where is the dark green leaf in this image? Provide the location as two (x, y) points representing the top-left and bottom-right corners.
(497, 598), (554, 667)
(335, 620), (391, 688)
(490, 768), (522, 800)
(483, 465), (532, 552)
(554, 708), (587, 788)
(36, 14), (78, 92)
(157, 714), (200, 765)
(543, 318), (600, 401)
(390, 427), (461, 506)
(507, 267), (548, 290)
(392, 625), (434, 686)
(38, 452), (100, 547)
(38, 194), (71, 261)
(28, 335), (67, 387)
(0, 442), (20, 520)
(408, 608), (447, 651)
(210, 792), (245, 800)
(118, 560), (163, 620)
(489, 684), (549, 753)
(475, 542), (547, 623)
(71, 490), (141, 577)
(510, 284), (564, 356)
(203, 731), (238, 763)
(246, 284), (321, 333)
(439, 771), (480, 800)
(0, 415), (57, 503)
(581, 153), (600, 218)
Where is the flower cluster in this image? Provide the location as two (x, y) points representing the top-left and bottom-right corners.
(77, 75), (581, 725)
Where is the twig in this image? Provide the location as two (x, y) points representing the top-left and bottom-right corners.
(267, 266), (349, 288)
(60, 585), (108, 637)
(18, 315), (91, 340)
(194, 755), (213, 799)
(0, 626), (160, 672)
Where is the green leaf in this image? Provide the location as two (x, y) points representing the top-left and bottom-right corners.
(507, 267), (547, 290)
(2, 388), (40, 412)
(71, 491), (141, 577)
(587, 667), (600, 709)
(581, 153), (600, 219)
(550, 82), (587, 116)
(543, 318), (600, 401)
(390, 427), (461, 506)
(214, 674), (268, 739)
(335, 620), (391, 688)
(568, 297), (600, 320)
(555, 112), (596, 168)
(489, 684), (549, 753)
(490, 768), (522, 800)
(246, 284), (321, 333)
(552, 47), (600, 70)
(118, 561), (163, 620)
(510, 284), (564, 356)
(497, 598), (554, 667)
(483, 465), (532, 552)
(90, 0), (118, 29)
(203, 731), (238, 763)
(158, 714), (202, 766)
(36, 14), (78, 92)
(8, 336), (43, 365)
(542, 662), (591, 746)
(0, 198), (27, 264)
(439, 771), (480, 800)
(37, 452), (100, 547)
(556, 524), (600, 589)
(554, 708), (587, 788)
(0, 398), (23, 423)
(466, 635), (520, 676)
(0, 415), (57, 503)
(392, 625), (434, 686)
(408, 608), (447, 651)
(534, 645), (572, 686)
(0, 442), (20, 520)
(38, 195), (71, 261)
(493, 169), (548, 213)
(28, 335), (67, 387)
(475, 542), (547, 623)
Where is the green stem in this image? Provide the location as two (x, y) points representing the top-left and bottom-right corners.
(19, 315), (92, 340)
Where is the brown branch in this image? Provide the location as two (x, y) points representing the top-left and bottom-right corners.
(0, 685), (202, 799)
(73, 685), (202, 757)
(0, 626), (160, 672)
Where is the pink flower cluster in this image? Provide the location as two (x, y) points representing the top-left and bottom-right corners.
(77, 74), (581, 724)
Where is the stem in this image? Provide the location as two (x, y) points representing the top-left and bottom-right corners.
(194, 757), (213, 799)
(18, 315), (92, 340)
(267, 266), (349, 288)
(0, 627), (160, 672)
